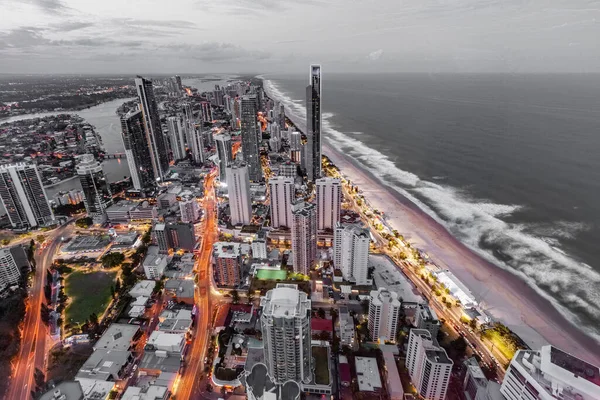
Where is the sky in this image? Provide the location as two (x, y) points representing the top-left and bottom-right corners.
(0, 0), (599, 74)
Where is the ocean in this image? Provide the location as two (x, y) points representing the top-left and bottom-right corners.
(263, 73), (600, 339)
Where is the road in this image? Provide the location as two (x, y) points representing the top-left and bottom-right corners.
(335, 174), (507, 377)
(8, 222), (73, 400)
(176, 173), (219, 400)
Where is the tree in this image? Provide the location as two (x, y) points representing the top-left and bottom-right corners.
(36, 235), (46, 244)
(75, 217), (93, 228)
(317, 308), (326, 319)
(361, 299), (370, 314)
(1, 238), (11, 246)
(231, 289), (240, 304)
(101, 252), (125, 268)
(115, 279), (121, 294)
(469, 318), (478, 331)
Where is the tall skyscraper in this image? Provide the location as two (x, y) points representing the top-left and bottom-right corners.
(226, 162), (252, 226)
(232, 98), (241, 129)
(121, 109), (154, 190)
(135, 76), (169, 182)
(260, 283), (312, 384)
(215, 133), (233, 183)
(368, 288), (401, 342)
(0, 246), (27, 292)
(268, 176), (294, 229)
(240, 95), (263, 182)
(76, 154), (113, 224)
(289, 131), (301, 151)
(0, 163), (54, 229)
(305, 65), (322, 182)
(291, 201), (317, 274)
(213, 242), (242, 287)
(333, 222), (370, 284)
(500, 346), (600, 400)
(166, 116), (187, 161)
(187, 126), (205, 165)
(316, 177), (341, 231)
(201, 101), (213, 123)
(406, 329), (453, 400)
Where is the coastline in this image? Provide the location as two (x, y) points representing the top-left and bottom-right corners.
(261, 79), (600, 365)
(322, 140), (600, 365)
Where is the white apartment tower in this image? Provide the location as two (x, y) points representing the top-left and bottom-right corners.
(368, 288), (401, 342)
(291, 201), (317, 274)
(226, 162), (252, 226)
(316, 177), (341, 231)
(260, 284), (313, 384)
(406, 329), (453, 400)
(0, 247), (23, 292)
(268, 176), (295, 229)
(333, 222), (370, 284)
(0, 163), (54, 229)
(166, 115), (187, 161)
(501, 346), (600, 400)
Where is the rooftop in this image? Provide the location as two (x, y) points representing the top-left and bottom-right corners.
(311, 318), (333, 332)
(39, 381), (84, 400)
(213, 241), (241, 258)
(164, 279), (194, 300)
(94, 324), (139, 351)
(139, 351), (181, 374)
(76, 349), (131, 381)
(355, 357), (382, 392)
(129, 280), (156, 298)
(370, 255), (423, 304)
(382, 352), (404, 398)
(121, 385), (168, 400)
(261, 283), (310, 318)
(411, 329), (453, 365)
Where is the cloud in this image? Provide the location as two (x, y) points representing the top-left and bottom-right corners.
(0, 27), (49, 49)
(112, 18), (198, 30)
(16, 0), (68, 14)
(51, 21), (95, 32)
(196, 0), (324, 15)
(160, 42), (271, 63)
(367, 49), (383, 61)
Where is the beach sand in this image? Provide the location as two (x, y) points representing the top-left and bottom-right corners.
(322, 141), (600, 366)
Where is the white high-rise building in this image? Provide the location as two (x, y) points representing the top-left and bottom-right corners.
(406, 329), (453, 400)
(260, 284), (312, 384)
(226, 162), (252, 226)
(291, 201), (317, 274)
(215, 133), (233, 183)
(166, 115), (187, 161)
(501, 346), (600, 400)
(368, 288), (401, 342)
(333, 222), (370, 284)
(186, 126), (205, 165)
(0, 163), (54, 229)
(316, 177), (341, 231)
(179, 198), (200, 223)
(76, 154), (113, 224)
(268, 176), (295, 229)
(0, 247), (24, 292)
(289, 131), (301, 151)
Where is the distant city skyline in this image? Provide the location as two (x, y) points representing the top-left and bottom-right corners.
(1, 0), (600, 74)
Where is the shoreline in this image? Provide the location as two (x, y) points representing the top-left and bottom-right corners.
(322, 140), (600, 365)
(261, 79), (600, 365)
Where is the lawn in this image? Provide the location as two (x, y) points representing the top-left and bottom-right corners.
(256, 269), (287, 281)
(312, 346), (330, 385)
(482, 329), (519, 361)
(64, 270), (116, 326)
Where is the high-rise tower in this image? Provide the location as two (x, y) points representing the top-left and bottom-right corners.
(76, 154), (113, 224)
(260, 283), (312, 384)
(0, 163), (54, 229)
(268, 176), (295, 229)
(226, 161), (252, 226)
(240, 95), (263, 182)
(135, 76), (169, 182)
(291, 201), (317, 274)
(316, 177), (341, 231)
(166, 115), (187, 161)
(306, 65), (322, 182)
(121, 109), (155, 190)
(215, 133), (233, 183)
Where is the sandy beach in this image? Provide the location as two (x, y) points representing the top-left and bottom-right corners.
(322, 140), (600, 366)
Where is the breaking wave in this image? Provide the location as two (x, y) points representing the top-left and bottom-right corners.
(263, 77), (600, 340)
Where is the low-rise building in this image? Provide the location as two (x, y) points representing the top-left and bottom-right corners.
(129, 280), (157, 298)
(158, 309), (193, 334)
(338, 306), (355, 347)
(143, 249), (169, 280)
(93, 323), (139, 352)
(39, 381), (84, 400)
(121, 385), (169, 400)
(355, 356), (383, 392)
(164, 279), (195, 304)
(76, 349), (133, 383)
(383, 351), (404, 400)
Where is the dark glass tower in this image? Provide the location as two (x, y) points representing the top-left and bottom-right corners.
(306, 65), (322, 182)
(121, 109), (155, 190)
(135, 76), (169, 183)
(240, 95), (263, 182)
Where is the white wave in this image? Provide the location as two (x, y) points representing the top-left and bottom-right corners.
(263, 78), (600, 338)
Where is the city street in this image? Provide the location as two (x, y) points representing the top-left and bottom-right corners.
(8, 221), (74, 400)
(176, 173), (220, 400)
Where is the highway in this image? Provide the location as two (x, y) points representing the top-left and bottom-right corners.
(8, 221), (73, 400)
(176, 173), (219, 400)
